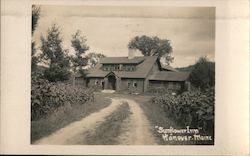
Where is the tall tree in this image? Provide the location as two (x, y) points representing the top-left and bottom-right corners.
(70, 30), (89, 86)
(128, 35), (173, 64)
(70, 30), (89, 72)
(189, 56), (215, 90)
(32, 5), (41, 35)
(40, 24), (71, 82)
(31, 5), (41, 71)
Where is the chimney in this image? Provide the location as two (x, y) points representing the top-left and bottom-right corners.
(128, 49), (135, 59)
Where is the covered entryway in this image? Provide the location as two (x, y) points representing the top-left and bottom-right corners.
(103, 71), (120, 91)
(107, 75), (116, 90)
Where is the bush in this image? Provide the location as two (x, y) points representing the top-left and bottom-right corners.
(31, 73), (94, 121)
(189, 57), (215, 91)
(152, 88), (214, 133)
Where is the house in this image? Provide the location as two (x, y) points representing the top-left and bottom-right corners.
(83, 51), (190, 93)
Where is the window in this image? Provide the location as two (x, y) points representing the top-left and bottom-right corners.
(103, 66), (109, 71)
(95, 80), (99, 85)
(125, 66), (135, 71)
(118, 64), (122, 70)
(133, 82), (137, 87)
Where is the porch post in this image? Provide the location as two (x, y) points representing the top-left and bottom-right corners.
(116, 77), (120, 91)
(185, 81), (191, 91)
(104, 77), (108, 89)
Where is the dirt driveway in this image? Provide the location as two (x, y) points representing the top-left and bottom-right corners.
(34, 95), (157, 145)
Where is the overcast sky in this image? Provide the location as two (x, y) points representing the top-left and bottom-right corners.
(33, 5), (215, 68)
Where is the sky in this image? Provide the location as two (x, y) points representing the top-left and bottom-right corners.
(33, 5), (215, 68)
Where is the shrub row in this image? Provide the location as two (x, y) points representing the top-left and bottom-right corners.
(152, 88), (214, 133)
(31, 74), (94, 121)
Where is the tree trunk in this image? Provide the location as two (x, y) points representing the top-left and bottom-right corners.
(73, 74), (76, 88)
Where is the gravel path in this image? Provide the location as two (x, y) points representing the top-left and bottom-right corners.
(34, 97), (157, 145)
(34, 98), (122, 145)
(117, 98), (156, 145)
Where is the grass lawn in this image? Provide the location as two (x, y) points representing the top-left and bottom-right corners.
(31, 93), (111, 143)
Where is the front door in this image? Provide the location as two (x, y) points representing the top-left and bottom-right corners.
(107, 75), (116, 90)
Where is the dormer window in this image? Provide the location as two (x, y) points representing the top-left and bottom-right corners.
(104, 67), (108, 71)
(102, 64), (136, 71)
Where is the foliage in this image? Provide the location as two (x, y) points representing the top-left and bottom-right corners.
(32, 41), (39, 71)
(189, 57), (215, 90)
(152, 88), (214, 133)
(70, 30), (89, 74)
(32, 5), (40, 35)
(86, 52), (106, 69)
(40, 24), (71, 82)
(31, 93), (111, 143)
(31, 73), (94, 121)
(128, 35), (173, 64)
(32, 5), (41, 71)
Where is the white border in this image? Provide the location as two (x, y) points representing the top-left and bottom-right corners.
(1, 0), (249, 155)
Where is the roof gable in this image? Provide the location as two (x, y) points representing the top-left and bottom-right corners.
(87, 56), (158, 78)
(161, 64), (179, 72)
(104, 71), (121, 78)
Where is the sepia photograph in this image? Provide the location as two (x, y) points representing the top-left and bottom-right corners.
(30, 5), (215, 145)
(1, 0), (250, 155)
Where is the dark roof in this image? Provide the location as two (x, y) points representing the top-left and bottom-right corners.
(86, 56), (158, 78)
(149, 71), (190, 81)
(100, 57), (145, 64)
(161, 64), (179, 72)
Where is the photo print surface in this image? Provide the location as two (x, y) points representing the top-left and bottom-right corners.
(31, 5), (215, 145)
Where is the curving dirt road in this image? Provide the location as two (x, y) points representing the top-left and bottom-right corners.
(34, 97), (157, 145)
(118, 99), (156, 145)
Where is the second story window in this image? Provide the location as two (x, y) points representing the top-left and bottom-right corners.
(118, 64), (122, 70)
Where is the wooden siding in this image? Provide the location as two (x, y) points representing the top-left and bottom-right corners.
(120, 78), (144, 93)
(88, 78), (104, 89)
(148, 80), (185, 91)
(75, 77), (86, 88)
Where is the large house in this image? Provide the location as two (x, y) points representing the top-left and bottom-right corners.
(79, 51), (191, 93)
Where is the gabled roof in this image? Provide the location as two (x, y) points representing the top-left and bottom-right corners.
(161, 64), (179, 72)
(104, 71), (121, 78)
(86, 56), (158, 78)
(149, 71), (190, 81)
(100, 57), (145, 64)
